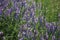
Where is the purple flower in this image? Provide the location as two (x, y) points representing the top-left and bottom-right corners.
(27, 23), (31, 28)
(16, 0), (20, 2)
(45, 22), (57, 34)
(0, 0), (4, 4)
(0, 9), (2, 15)
(32, 16), (35, 22)
(22, 0), (27, 7)
(14, 13), (19, 19)
(30, 13), (33, 17)
(40, 35), (45, 40)
(5, 8), (12, 16)
(34, 17), (38, 23)
(44, 32), (49, 40)
(13, 2), (18, 9)
(16, 7), (20, 13)
(0, 32), (4, 37)
(27, 30), (34, 38)
(22, 31), (26, 36)
(52, 35), (56, 40)
(40, 16), (44, 23)
(50, 23), (57, 34)
(26, 16), (30, 21)
(34, 30), (38, 36)
(30, 8), (35, 16)
(0, 0), (9, 9)
(19, 38), (24, 40)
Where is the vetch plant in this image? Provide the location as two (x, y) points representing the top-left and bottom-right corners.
(0, 0), (60, 40)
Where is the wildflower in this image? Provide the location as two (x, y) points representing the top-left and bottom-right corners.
(30, 13), (33, 17)
(0, 32), (4, 37)
(16, 7), (20, 14)
(30, 8), (35, 16)
(27, 30), (34, 38)
(19, 38), (24, 40)
(34, 29), (38, 36)
(22, 30), (27, 37)
(14, 13), (19, 19)
(34, 17), (38, 23)
(44, 32), (49, 40)
(52, 35), (56, 40)
(39, 16), (44, 23)
(27, 23), (31, 29)
(5, 8), (12, 16)
(0, 32), (4, 40)
(22, 0), (27, 7)
(50, 23), (57, 34)
(45, 22), (51, 34)
(0, 0), (4, 6)
(13, 2), (18, 9)
(40, 34), (45, 40)
(16, 0), (20, 2)
(0, 9), (2, 15)
(0, 0), (4, 4)
(0, 0), (9, 9)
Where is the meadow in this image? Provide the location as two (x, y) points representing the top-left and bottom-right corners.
(0, 0), (60, 40)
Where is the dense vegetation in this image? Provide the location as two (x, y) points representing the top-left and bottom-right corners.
(0, 0), (60, 40)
